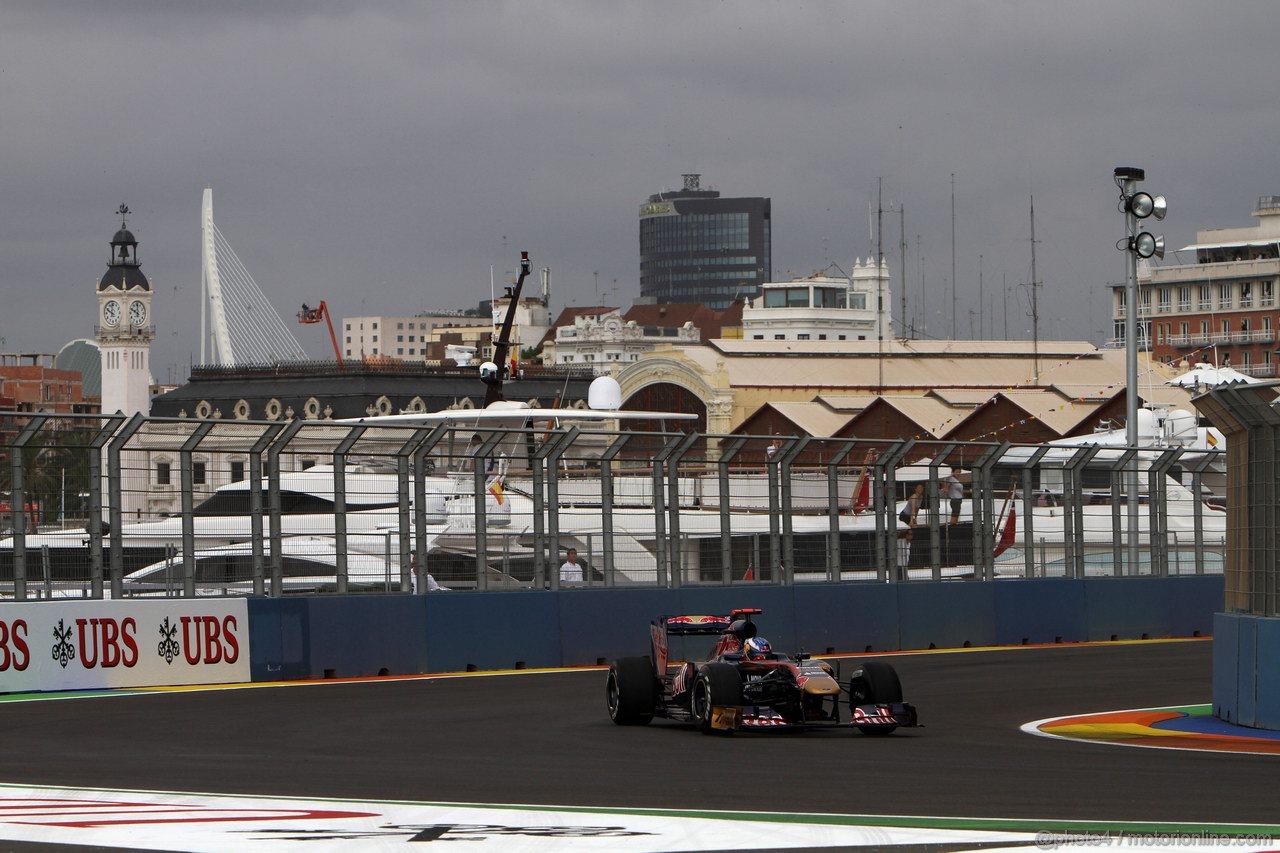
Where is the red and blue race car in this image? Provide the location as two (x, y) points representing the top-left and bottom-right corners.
(606, 608), (917, 735)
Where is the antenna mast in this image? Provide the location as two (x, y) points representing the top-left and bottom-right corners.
(1030, 196), (1041, 383)
(899, 204), (907, 338)
(978, 253), (984, 340)
(950, 172), (957, 339)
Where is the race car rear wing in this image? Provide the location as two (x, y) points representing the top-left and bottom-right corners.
(649, 609), (763, 673)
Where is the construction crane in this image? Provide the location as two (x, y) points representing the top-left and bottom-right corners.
(296, 301), (344, 370)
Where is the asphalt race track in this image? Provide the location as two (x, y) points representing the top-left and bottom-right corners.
(0, 640), (1270, 826)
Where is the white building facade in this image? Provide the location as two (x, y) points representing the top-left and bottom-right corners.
(547, 311), (700, 368)
(741, 259), (891, 342)
(1110, 196), (1280, 377)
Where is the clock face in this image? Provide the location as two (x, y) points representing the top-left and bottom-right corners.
(129, 300), (147, 326)
(103, 300), (121, 327)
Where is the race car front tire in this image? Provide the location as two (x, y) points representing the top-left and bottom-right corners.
(848, 659), (903, 736)
(691, 663), (743, 735)
(607, 657), (657, 725)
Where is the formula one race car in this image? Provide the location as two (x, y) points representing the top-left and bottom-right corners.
(606, 608), (918, 735)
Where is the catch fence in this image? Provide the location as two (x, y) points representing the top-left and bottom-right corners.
(0, 411), (1226, 600)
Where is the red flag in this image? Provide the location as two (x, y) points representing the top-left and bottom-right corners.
(742, 563), (754, 582)
(993, 505), (1017, 558)
(851, 474), (870, 515)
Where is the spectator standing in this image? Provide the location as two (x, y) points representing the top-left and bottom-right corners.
(946, 470), (965, 525)
(559, 548), (584, 585)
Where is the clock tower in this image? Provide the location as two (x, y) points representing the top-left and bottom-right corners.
(97, 205), (154, 416)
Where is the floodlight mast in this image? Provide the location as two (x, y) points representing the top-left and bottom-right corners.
(1115, 167), (1143, 452)
(1114, 166), (1167, 573)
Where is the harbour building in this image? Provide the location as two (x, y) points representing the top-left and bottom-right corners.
(1112, 196), (1280, 377)
(639, 174), (771, 309)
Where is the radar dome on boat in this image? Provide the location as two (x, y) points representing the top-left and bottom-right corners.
(588, 375), (623, 410)
(1164, 409), (1198, 444)
(1134, 408), (1159, 441)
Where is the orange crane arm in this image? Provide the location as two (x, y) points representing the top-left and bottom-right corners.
(297, 300), (345, 369)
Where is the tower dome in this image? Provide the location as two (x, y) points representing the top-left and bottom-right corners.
(98, 204), (151, 291)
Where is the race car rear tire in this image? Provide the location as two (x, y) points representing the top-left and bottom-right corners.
(848, 659), (903, 736)
(607, 657), (657, 725)
(691, 663), (743, 735)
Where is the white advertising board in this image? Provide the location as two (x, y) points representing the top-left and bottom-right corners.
(0, 599), (250, 693)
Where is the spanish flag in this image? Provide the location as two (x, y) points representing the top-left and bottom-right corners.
(487, 477), (505, 505)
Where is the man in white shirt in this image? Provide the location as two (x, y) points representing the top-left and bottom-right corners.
(559, 548), (584, 585)
(946, 471), (965, 525)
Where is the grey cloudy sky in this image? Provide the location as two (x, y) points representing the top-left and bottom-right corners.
(2, 1), (1275, 382)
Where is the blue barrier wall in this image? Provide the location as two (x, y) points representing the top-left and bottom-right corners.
(248, 595), (429, 681)
(245, 576), (1224, 681)
(1214, 611), (1280, 730)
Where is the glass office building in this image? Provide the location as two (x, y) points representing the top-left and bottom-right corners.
(639, 175), (771, 309)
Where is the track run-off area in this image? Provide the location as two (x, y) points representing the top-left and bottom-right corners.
(2, 639), (1279, 851)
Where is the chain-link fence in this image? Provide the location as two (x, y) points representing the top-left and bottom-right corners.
(0, 411), (1226, 600)
(1194, 382), (1279, 618)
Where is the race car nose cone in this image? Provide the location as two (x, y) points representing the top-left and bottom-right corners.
(801, 675), (841, 695)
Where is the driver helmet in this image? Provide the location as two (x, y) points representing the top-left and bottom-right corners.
(743, 636), (772, 660)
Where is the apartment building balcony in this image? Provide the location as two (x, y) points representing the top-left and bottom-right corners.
(1240, 364), (1277, 378)
(1167, 329), (1274, 348)
(1104, 338), (1151, 351)
(1145, 257), (1280, 284)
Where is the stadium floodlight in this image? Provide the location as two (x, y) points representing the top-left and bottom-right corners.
(1128, 191), (1168, 221)
(1133, 232), (1165, 259)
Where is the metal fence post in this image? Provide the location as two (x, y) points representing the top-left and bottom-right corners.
(266, 419), (304, 596)
(412, 423), (450, 595)
(1061, 445), (1101, 580)
(969, 442), (1008, 582)
(87, 416), (124, 599)
(825, 441), (859, 583)
(716, 437), (748, 585)
(106, 413), (146, 600)
(927, 443), (958, 581)
(179, 421), (216, 597)
(540, 428), (579, 590)
(1148, 448), (1184, 578)
(247, 423), (284, 597)
(470, 430), (510, 591)
(876, 440), (913, 582)
(1107, 448), (1139, 576)
(332, 425), (367, 595)
(776, 436), (809, 585)
(9, 416), (47, 601)
(598, 433), (633, 588)
(649, 434), (687, 588)
(664, 431), (700, 587)
(395, 427), (430, 594)
(1187, 452), (1220, 575)
(1019, 445), (1051, 578)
